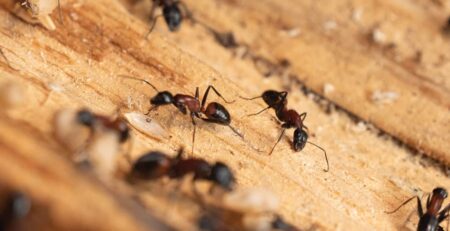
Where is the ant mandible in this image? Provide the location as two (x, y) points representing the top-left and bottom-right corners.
(129, 148), (235, 191)
(76, 109), (130, 143)
(146, 0), (192, 36)
(386, 187), (450, 231)
(120, 75), (243, 154)
(241, 90), (329, 172)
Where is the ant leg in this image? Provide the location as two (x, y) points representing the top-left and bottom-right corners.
(144, 106), (158, 116)
(145, 15), (163, 38)
(268, 127), (286, 155)
(201, 85), (235, 109)
(177, 0), (194, 22)
(190, 113), (197, 155)
(438, 203), (450, 222)
(300, 112), (307, 121)
(227, 124), (244, 139)
(195, 87), (199, 99)
(57, 0), (63, 24)
(385, 196), (420, 215)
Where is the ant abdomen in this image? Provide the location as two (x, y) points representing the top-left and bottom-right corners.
(203, 102), (231, 125)
(162, 4), (182, 31)
(130, 151), (172, 180)
(210, 162), (235, 191)
(293, 128), (308, 152)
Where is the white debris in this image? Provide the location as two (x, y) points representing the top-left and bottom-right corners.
(48, 82), (64, 93)
(282, 28), (301, 38)
(124, 112), (168, 140)
(352, 121), (367, 133)
(15, 0), (60, 30)
(223, 188), (279, 214)
(323, 83), (335, 96)
(371, 90), (399, 104)
(324, 20), (338, 31)
(371, 28), (387, 45)
(352, 8), (363, 22)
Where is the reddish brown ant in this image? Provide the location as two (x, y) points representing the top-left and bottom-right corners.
(76, 109), (130, 143)
(129, 148), (235, 191)
(0, 192), (31, 230)
(386, 187), (450, 231)
(146, 0), (193, 36)
(120, 75), (243, 154)
(241, 90), (329, 172)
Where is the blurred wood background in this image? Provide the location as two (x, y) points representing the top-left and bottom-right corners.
(0, 0), (449, 230)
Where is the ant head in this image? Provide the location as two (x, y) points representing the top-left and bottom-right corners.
(163, 4), (182, 31)
(293, 128), (308, 151)
(130, 151), (172, 180)
(204, 102), (231, 125)
(116, 120), (130, 143)
(150, 91), (174, 106)
(76, 109), (95, 127)
(6, 192), (31, 220)
(433, 187), (448, 199)
(262, 90), (287, 107)
(210, 162), (235, 191)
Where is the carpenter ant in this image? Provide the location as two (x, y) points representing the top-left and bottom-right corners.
(0, 192), (31, 230)
(76, 109), (130, 143)
(120, 75), (243, 154)
(146, 0), (193, 36)
(386, 187), (450, 231)
(241, 90), (329, 172)
(129, 148), (235, 191)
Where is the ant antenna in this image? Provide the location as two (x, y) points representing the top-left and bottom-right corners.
(239, 95), (262, 100)
(306, 141), (329, 172)
(246, 106), (271, 117)
(119, 75), (159, 92)
(384, 196), (417, 214)
(145, 15), (163, 39)
(57, 0), (63, 24)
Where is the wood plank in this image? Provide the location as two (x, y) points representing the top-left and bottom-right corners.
(182, 0), (450, 166)
(0, 0), (449, 230)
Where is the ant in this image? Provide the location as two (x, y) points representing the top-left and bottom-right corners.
(129, 148), (235, 191)
(241, 90), (329, 172)
(76, 108), (130, 143)
(146, 0), (193, 36)
(120, 75), (243, 154)
(386, 187), (450, 231)
(0, 192), (31, 230)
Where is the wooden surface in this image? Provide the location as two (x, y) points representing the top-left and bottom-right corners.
(0, 0), (449, 230)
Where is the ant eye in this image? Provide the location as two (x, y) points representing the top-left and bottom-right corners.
(77, 109), (94, 126)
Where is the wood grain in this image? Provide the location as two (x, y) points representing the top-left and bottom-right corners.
(0, 0), (449, 230)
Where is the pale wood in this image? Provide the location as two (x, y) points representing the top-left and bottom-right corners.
(0, 0), (449, 231)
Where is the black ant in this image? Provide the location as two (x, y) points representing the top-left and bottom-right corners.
(120, 75), (243, 154)
(76, 108), (130, 143)
(146, 0), (193, 36)
(386, 187), (450, 231)
(129, 148), (235, 191)
(0, 192), (31, 230)
(241, 90), (329, 172)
